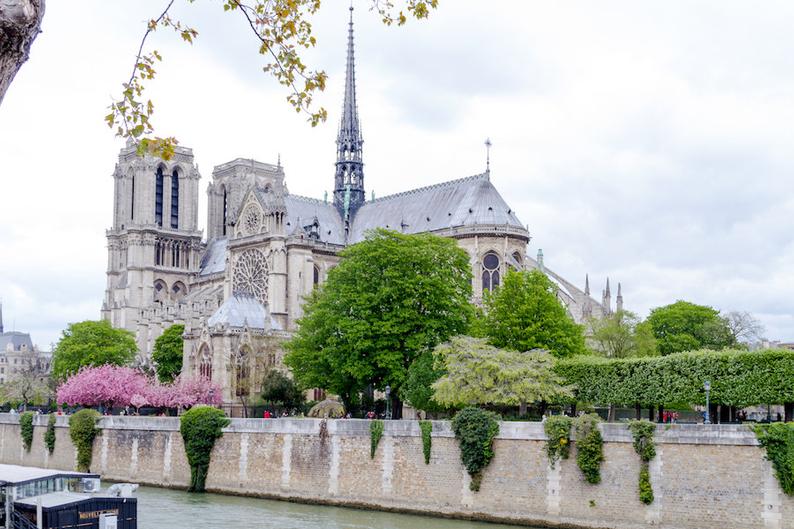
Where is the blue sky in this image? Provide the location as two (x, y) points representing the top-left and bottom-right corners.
(0, 0), (792, 347)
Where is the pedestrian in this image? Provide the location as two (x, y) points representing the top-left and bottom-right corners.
(263, 409), (272, 419)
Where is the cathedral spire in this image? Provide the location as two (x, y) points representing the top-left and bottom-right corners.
(584, 274), (590, 296)
(616, 282), (624, 312)
(334, 5), (365, 222)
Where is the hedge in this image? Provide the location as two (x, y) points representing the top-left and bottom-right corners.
(555, 349), (794, 408)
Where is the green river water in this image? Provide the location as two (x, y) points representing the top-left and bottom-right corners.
(134, 485), (528, 529)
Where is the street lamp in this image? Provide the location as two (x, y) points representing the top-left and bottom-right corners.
(385, 385), (392, 420)
(704, 380), (711, 424)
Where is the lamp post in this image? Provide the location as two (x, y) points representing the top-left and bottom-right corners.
(385, 385), (392, 420)
(704, 380), (711, 424)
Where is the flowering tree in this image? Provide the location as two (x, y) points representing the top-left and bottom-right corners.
(57, 365), (222, 412)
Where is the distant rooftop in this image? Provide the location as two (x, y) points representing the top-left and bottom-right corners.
(0, 463), (97, 487)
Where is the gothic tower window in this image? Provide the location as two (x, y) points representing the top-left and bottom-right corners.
(222, 185), (228, 236)
(482, 252), (501, 293)
(313, 265), (320, 287)
(171, 281), (187, 302)
(170, 169), (179, 229)
(199, 344), (212, 380)
(155, 166), (164, 227)
(153, 279), (167, 302)
(130, 173), (135, 221)
(235, 347), (251, 397)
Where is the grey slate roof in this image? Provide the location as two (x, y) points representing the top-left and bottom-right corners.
(199, 238), (227, 276)
(284, 195), (346, 245)
(0, 332), (33, 353)
(348, 173), (525, 242)
(207, 294), (283, 331)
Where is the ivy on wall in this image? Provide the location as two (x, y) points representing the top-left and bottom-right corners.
(180, 406), (230, 492)
(370, 420), (384, 459)
(69, 409), (100, 472)
(19, 411), (34, 452)
(754, 423), (794, 495)
(628, 420), (656, 504)
(544, 415), (572, 467)
(574, 414), (604, 484)
(419, 420), (432, 464)
(451, 407), (500, 491)
(44, 414), (57, 455)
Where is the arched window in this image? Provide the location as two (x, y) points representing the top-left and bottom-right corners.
(198, 344), (212, 380)
(221, 185), (228, 236)
(170, 169), (179, 229)
(235, 347), (251, 397)
(313, 265), (320, 287)
(153, 279), (167, 302)
(482, 252), (501, 293)
(155, 166), (164, 227)
(130, 172), (135, 221)
(171, 281), (187, 301)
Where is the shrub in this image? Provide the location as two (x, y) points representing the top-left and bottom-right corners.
(370, 420), (384, 459)
(754, 423), (794, 495)
(44, 414), (57, 454)
(19, 411), (34, 452)
(628, 420), (657, 504)
(419, 420), (432, 464)
(544, 415), (572, 467)
(180, 406), (230, 492)
(69, 410), (100, 472)
(451, 407), (500, 491)
(574, 413), (604, 484)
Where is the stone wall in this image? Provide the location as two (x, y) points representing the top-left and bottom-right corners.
(0, 415), (791, 529)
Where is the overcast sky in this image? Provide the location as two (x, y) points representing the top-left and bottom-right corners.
(1, 0), (793, 348)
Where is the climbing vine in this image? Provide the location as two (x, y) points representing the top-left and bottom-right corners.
(628, 420), (656, 504)
(370, 420), (384, 459)
(754, 423), (794, 495)
(19, 411), (34, 452)
(419, 420), (432, 464)
(44, 414), (57, 455)
(69, 409), (100, 472)
(574, 413), (604, 484)
(180, 406), (230, 492)
(451, 407), (500, 492)
(544, 415), (572, 467)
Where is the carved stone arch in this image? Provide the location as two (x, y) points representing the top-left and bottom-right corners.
(153, 279), (168, 303)
(481, 251), (501, 293)
(235, 345), (253, 397)
(171, 281), (188, 302)
(198, 343), (213, 380)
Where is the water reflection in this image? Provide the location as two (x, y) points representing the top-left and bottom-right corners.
(134, 485), (525, 529)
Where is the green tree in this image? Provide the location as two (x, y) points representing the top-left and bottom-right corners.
(152, 324), (185, 383)
(484, 270), (586, 358)
(260, 370), (305, 410)
(646, 301), (736, 355)
(588, 310), (657, 358)
(51, 320), (137, 380)
(431, 336), (573, 408)
(401, 350), (447, 413)
(285, 229), (473, 416)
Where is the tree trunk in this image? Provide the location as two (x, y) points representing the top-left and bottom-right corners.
(519, 401), (527, 416)
(539, 400), (548, 417)
(390, 393), (403, 420)
(657, 405), (664, 423)
(647, 406), (654, 422)
(0, 0), (45, 106)
(635, 403), (641, 420)
(785, 402), (794, 423)
(569, 402), (577, 417)
(608, 404), (615, 422)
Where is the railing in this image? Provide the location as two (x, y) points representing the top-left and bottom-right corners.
(11, 511), (38, 529)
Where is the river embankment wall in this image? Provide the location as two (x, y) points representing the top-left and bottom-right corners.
(0, 414), (790, 529)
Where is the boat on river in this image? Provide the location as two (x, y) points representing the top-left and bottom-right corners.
(0, 465), (136, 529)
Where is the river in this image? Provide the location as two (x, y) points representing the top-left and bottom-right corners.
(134, 485), (527, 529)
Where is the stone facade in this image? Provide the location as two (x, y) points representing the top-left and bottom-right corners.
(0, 305), (50, 386)
(101, 9), (618, 403)
(0, 415), (790, 529)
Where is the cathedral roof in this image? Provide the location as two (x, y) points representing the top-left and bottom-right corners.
(207, 293), (282, 331)
(0, 332), (34, 353)
(284, 195), (346, 245)
(199, 238), (228, 276)
(348, 172), (526, 242)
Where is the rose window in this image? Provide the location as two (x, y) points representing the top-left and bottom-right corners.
(242, 206), (262, 235)
(233, 249), (268, 304)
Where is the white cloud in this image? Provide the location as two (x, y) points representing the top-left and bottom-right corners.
(0, 0), (792, 346)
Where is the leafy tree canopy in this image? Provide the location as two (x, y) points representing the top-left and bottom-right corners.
(52, 320), (137, 380)
(260, 370), (305, 410)
(284, 229), (473, 411)
(483, 269), (586, 358)
(401, 349), (447, 413)
(432, 336), (573, 408)
(646, 301), (735, 355)
(152, 324), (185, 383)
(588, 310), (657, 358)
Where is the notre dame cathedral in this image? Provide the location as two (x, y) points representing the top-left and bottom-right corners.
(102, 8), (620, 404)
